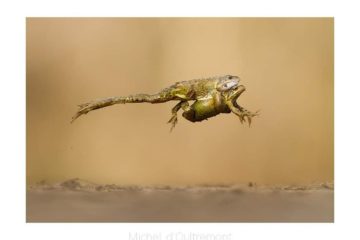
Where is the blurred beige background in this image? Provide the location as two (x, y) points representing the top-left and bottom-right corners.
(26, 18), (333, 186)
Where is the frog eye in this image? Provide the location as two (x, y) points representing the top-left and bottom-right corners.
(228, 76), (233, 79)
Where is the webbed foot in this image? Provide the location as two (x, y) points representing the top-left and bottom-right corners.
(238, 110), (260, 126)
(167, 114), (178, 132)
(167, 101), (190, 132)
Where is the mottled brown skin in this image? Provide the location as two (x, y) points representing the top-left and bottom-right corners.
(71, 75), (258, 131)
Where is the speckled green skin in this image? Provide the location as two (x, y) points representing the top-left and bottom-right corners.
(169, 84), (257, 130)
(71, 75), (258, 130)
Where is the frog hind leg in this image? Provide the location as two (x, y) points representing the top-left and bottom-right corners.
(167, 101), (190, 131)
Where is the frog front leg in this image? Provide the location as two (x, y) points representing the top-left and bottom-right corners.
(227, 101), (259, 126)
(167, 101), (191, 131)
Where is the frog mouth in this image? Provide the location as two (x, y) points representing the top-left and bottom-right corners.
(229, 85), (246, 101)
(233, 85), (245, 93)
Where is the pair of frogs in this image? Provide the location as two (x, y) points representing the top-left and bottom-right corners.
(72, 75), (258, 131)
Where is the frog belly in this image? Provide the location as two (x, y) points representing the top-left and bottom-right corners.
(183, 99), (220, 122)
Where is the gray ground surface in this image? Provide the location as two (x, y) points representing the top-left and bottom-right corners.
(26, 179), (334, 222)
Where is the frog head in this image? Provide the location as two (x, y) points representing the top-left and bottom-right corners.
(216, 75), (240, 92)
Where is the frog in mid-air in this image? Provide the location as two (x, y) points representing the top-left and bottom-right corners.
(71, 75), (258, 131)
